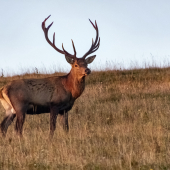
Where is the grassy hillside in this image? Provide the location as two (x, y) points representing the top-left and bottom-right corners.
(0, 67), (170, 170)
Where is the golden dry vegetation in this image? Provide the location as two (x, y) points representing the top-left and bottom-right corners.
(0, 67), (170, 170)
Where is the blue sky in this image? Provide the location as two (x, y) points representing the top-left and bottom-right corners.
(1, 1), (170, 75)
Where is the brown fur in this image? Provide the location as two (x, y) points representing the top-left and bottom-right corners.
(0, 57), (96, 137)
(0, 16), (100, 138)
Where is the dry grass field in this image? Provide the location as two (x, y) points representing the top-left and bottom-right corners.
(0, 66), (170, 170)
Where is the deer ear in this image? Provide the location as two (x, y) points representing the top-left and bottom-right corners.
(65, 56), (74, 64)
(85, 55), (96, 64)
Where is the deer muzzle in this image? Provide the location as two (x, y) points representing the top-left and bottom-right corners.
(85, 68), (91, 75)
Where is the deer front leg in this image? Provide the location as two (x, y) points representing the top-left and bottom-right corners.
(60, 111), (69, 132)
(50, 105), (58, 138)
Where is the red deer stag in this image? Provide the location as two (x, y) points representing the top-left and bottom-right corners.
(0, 15), (100, 138)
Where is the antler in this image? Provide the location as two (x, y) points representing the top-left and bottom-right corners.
(82, 19), (100, 59)
(42, 15), (76, 59)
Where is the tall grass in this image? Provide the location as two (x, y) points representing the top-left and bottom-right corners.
(0, 66), (170, 169)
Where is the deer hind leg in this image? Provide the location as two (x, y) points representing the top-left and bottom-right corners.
(1, 114), (16, 137)
(49, 105), (58, 138)
(60, 111), (69, 132)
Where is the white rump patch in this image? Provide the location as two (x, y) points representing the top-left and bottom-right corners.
(0, 97), (16, 115)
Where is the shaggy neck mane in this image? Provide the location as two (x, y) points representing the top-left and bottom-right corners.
(63, 69), (85, 99)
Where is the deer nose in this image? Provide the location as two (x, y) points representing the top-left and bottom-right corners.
(85, 68), (91, 75)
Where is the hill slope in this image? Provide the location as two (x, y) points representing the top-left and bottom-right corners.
(0, 67), (170, 170)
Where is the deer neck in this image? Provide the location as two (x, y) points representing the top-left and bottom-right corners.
(63, 70), (85, 99)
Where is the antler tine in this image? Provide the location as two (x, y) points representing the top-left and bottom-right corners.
(94, 20), (99, 44)
(42, 15), (76, 58)
(82, 19), (100, 59)
(89, 19), (96, 29)
(93, 37), (100, 50)
(62, 43), (76, 59)
(53, 32), (55, 45)
(86, 38), (100, 55)
(43, 15), (51, 25)
(71, 39), (77, 56)
(91, 37), (100, 53)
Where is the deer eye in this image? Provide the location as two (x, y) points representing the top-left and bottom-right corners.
(75, 64), (78, 67)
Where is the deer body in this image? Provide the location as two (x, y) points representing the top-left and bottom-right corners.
(2, 76), (75, 113)
(0, 15), (100, 137)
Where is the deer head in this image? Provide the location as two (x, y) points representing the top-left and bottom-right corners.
(42, 15), (100, 79)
